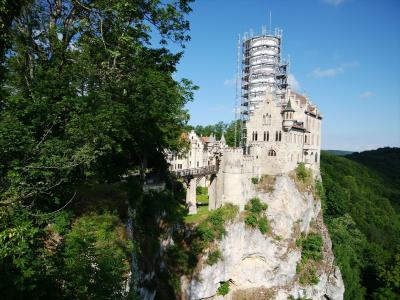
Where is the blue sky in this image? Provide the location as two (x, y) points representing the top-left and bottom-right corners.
(172, 0), (400, 151)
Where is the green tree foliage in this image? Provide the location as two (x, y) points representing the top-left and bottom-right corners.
(0, 0), (195, 298)
(320, 150), (400, 299)
(62, 212), (133, 300)
(191, 120), (242, 147)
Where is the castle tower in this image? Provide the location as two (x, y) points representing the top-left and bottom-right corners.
(237, 28), (322, 176)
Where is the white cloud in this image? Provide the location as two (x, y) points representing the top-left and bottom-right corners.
(312, 62), (358, 78)
(223, 78), (236, 86)
(288, 73), (301, 91)
(360, 91), (374, 99)
(321, 0), (347, 6)
(312, 66), (344, 78)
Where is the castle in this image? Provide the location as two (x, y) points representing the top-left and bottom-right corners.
(167, 29), (322, 214)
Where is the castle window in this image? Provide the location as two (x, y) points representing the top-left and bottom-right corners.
(255, 131), (258, 141)
(275, 131), (278, 141)
(279, 131), (282, 141)
(263, 131), (266, 141)
(315, 153), (318, 163)
(268, 149), (276, 156)
(267, 131), (269, 141)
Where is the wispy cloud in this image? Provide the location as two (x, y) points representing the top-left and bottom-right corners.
(360, 91), (374, 99)
(288, 73), (301, 91)
(312, 61), (358, 78)
(321, 0), (347, 6)
(312, 66), (344, 78)
(223, 78), (236, 86)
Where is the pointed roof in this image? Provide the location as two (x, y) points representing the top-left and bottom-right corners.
(283, 99), (295, 112)
(208, 133), (216, 143)
(220, 132), (226, 144)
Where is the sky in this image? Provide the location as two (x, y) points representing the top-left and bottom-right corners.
(171, 0), (400, 151)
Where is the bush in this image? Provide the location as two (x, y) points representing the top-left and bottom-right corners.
(245, 197), (268, 214)
(251, 177), (259, 184)
(206, 249), (222, 265)
(196, 204), (239, 244)
(245, 213), (258, 228)
(217, 281), (230, 296)
(258, 217), (270, 234)
(296, 163), (310, 182)
(244, 198), (269, 235)
(301, 233), (323, 261)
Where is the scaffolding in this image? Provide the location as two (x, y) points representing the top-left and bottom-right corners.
(239, 26), (289, 148)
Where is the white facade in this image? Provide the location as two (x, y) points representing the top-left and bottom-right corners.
(167, 130), (226, 172)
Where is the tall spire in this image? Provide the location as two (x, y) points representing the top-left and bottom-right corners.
(220, 132), (226, 144)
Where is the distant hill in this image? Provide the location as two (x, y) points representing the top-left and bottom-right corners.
(325, 150), (353, 156)
(346, 147), (400, 190)
(320, 149), (400, 299)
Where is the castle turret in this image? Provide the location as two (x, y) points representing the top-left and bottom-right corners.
(282, 99), (295, 131)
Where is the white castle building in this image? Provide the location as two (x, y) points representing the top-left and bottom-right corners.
(167, 29), (322, 214)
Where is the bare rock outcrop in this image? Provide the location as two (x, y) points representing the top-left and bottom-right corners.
(183, 175), (344, 300)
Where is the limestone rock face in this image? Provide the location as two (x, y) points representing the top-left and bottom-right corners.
(184, 175), (344, 300)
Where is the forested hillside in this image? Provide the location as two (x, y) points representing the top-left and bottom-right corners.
(320, 149), (400, 299)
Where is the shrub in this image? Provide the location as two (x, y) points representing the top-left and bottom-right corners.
(196, 204), (239, 244)
(296, 163), (310, 182)
(301, 233), (323, 261)
(251, 177), (259, 184)
(245, 213), (258, 227)
(206, 249), (222, 265)
(244, 198), (269, 234)
(299, 265), (319, 285)
(245, 197), (268, 214)
(258, 217), (270, 234)
(217, 281), (230, 296)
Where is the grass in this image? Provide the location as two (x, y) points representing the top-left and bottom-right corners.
(184, 205), (210, 224)
(256, 174), (276, 193)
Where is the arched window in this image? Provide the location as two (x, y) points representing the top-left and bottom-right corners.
(268, 149), (276, 156)
(279, 131), (282, 141)
(263, 131), (266, 141)
(267, 131), (269, 141)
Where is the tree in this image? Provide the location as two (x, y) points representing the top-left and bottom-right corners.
(0, 0), (195, 297)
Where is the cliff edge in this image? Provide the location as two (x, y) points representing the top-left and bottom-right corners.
(183, 174), (344, 300)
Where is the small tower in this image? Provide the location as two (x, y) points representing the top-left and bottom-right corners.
(282, 99), (295, 131)
(220, 132), (226, 147)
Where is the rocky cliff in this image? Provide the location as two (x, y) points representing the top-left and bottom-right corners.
(183, 174), (344, 300)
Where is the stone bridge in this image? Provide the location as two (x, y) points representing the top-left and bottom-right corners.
(172, 164), (220, 215)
